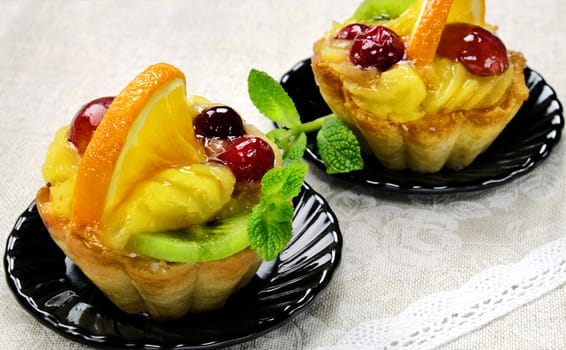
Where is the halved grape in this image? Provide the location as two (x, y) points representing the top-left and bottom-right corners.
(68, 96), (114, 153)
(437, 23), (509, 76)
(194, 105), (246, 139)
(217, 137), (275, 183)
(349, 25), (405, 70)
(335, 23), (369, 40)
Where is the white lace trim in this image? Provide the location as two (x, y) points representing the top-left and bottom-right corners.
(318, 235), (566, 350)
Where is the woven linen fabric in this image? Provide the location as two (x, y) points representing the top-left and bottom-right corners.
(0, 1), (565, 349)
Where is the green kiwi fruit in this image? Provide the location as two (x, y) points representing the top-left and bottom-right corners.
(124, 214), (250, 263)
(352, 0), (416, 21)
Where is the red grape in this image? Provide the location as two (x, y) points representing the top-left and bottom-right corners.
(194, 105), (245, 139)
(335, 23), (369, 40)
(349, 25), (405, 70)
(217, 137), (274, 183)
(437, 23), (509, 76)
(68, 96), (114, 153)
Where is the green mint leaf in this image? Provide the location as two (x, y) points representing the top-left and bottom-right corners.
(246, 66), (309, 260)
(246, 160), (307, 260)
(316, 117), (364, 174)
(352, 0), (416, 21)
(248, 69), (301, 128)
(283, 132), (307, 166)
(247, 197), (294, 261)
(261, 161), (307, 199)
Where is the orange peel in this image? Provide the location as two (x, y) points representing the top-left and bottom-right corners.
(72, 63), (205, 229)
(407, 0), (454, 68)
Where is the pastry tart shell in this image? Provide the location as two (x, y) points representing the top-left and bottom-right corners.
(312, 39), (530, 173)
(36, 186), (261, 320)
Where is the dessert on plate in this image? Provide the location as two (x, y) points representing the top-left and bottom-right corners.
(312, 0), (529, 172)
(36, 63), (292, 320)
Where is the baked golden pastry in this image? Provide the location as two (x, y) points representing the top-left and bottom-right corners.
(37, 63), (284, 319)
(312, 0), (529, 172)
(37, 187), (261, 319)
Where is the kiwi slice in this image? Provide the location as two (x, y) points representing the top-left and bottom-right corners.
(352, 0), (416, 21)
(124, 214), (250, 263)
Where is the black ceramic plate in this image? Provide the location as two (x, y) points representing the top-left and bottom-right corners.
(280, 58), (564, 194)
(4, 183), (341, 349)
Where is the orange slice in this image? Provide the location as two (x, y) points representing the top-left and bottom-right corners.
(407, 0), (454, 68)
(448, 0), (485, 26)
(72, 63), (206, 228)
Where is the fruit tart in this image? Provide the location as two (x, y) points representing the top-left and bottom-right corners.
(312, 0), (529, 172)
(36, 63), (295, 320)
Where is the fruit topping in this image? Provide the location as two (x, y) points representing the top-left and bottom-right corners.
(448, 0), (486, 26)
(352, 0), (417, 21)
(217, 137), (275, 183)
(437, 22), (509, 76)
(349, 25), (405, 70)
(68, 96), (114, 154)
(406, 0), (453, 69)
(194, 105), (246, 139)
(125, 213), (250, 263)
(335, 23), (369, 40)
(72, 63), (205, 227)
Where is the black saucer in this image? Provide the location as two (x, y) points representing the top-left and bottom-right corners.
(280, 58), (564, 193)
(4, 183), (341, 349)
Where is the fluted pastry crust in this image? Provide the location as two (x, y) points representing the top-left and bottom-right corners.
(36, 186), (261, 320)
(312, 39), (530, 173)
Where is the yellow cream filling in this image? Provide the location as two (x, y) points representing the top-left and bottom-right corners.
(42, 127), (81, 219)
(320, 1), (513, 123)
(42, 126), (238, 250)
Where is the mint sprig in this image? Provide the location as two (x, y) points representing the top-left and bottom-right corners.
(246, 69), (363, 260)
(248, 162), (308, 260)
(247, 69), (363, 172)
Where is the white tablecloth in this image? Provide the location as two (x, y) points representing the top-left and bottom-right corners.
(1, 1), (564, 349)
